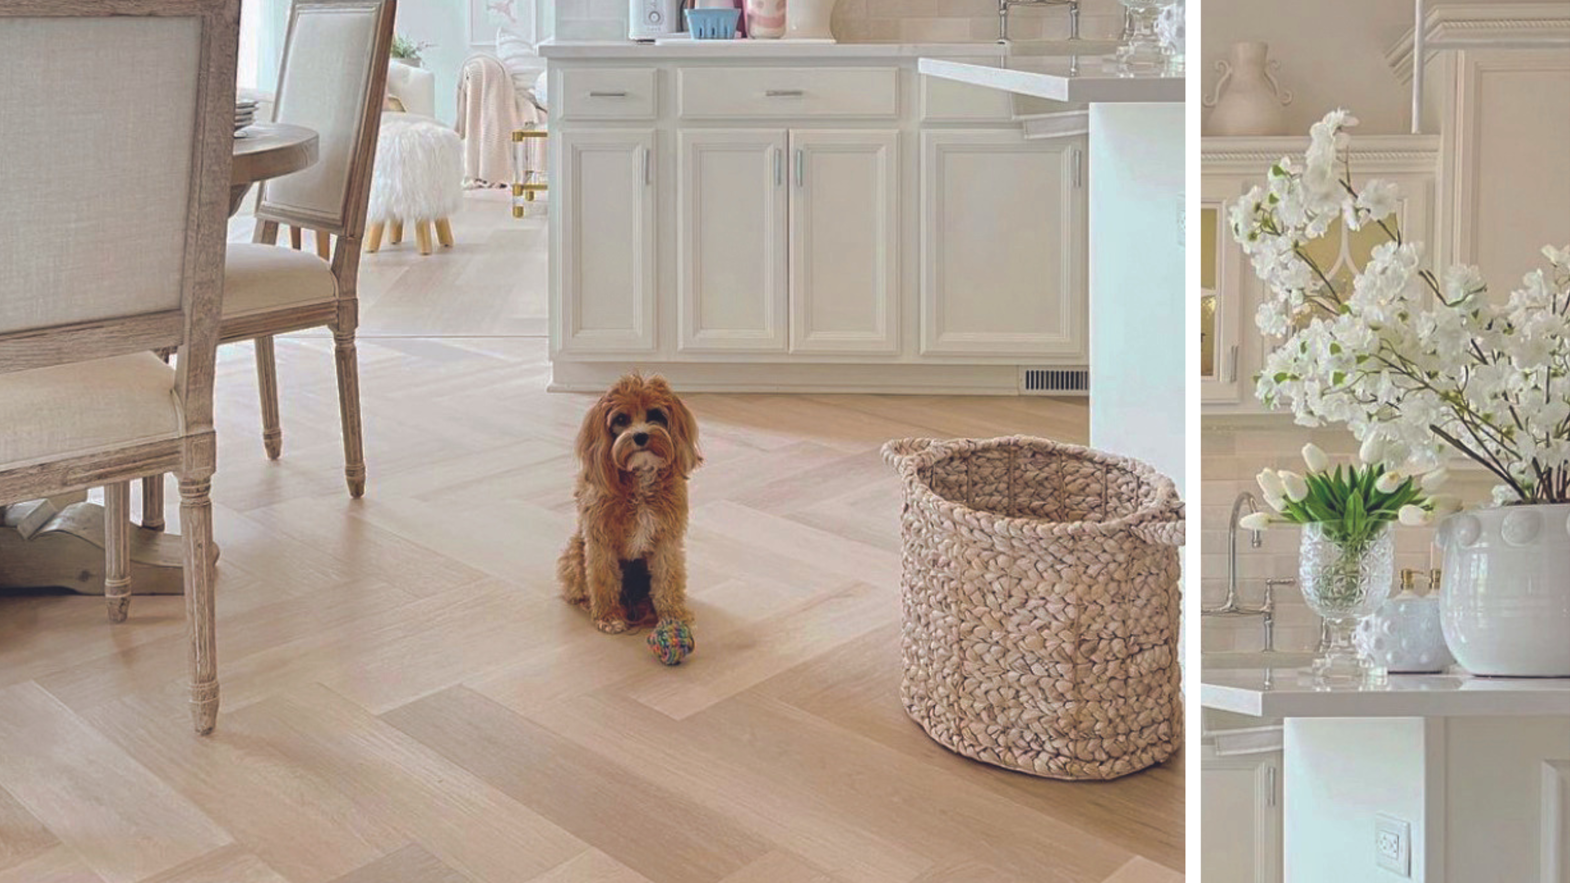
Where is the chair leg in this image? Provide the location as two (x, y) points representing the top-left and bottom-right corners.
(434, 218), (454, 248)
(333, 329), (366, 498)
(104, 482), (131, 623)
(414, 220), (432, 256)
(365, 221), (384, 253)
(255, 336), (283, 460)
(389, 219), (404, 244)
(289, 225), (303, 250)
(141, 475), (165, 531)
(316, 229), (331, 260)
(180, 475), (219, 735)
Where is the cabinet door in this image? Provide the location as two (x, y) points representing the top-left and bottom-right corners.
(1202, 747), (1283, 883)
(1447, 50), (1570, 299)
(555, 129), (657, 354)
(677, 129), (789, 353)
(919, 130), (1086, 359)
(789, 130), (900, 355)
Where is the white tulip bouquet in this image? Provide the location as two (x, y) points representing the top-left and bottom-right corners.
(1242, 443), (1457, 541)
(1232, 109), (1570, 506)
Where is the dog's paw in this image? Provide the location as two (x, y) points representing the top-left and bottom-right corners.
(595, 618), (629, 634)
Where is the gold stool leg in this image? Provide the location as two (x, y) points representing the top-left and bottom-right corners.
(434, 218), (454, 248)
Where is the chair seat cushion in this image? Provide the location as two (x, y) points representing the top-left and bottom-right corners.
(0, 352), (180, 468)
(224, 242), (337, 320)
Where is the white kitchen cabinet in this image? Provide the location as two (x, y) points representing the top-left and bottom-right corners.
(1202, 745), (1283, 883)
(789, 130), (900, 355)
(677, 129), (789, 353)
(1441, 49), (1570, 299)
(544, 49), (1092, 393)
(919, 129), (1086, 359)
(554, 128), (658, 354)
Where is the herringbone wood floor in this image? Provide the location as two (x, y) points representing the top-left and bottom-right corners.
(0, 195), (1182, 883)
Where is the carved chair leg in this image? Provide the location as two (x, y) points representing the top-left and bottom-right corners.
(414, 220), (432, 256)
(254, 336), (283, 460)
(434, 218), (453, 248)
(333, 328), (366, 498)
(104, 482), (131, 623)
(315, 229), (331, 260)
(389, 219), (403, 244)
(364, 221), (384, 253)
(289, 225), (303, 250)
(180, 475), (219, 735)
(141, 475), (165, 531)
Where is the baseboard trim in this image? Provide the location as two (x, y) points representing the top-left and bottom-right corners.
(548, 359), (1043, 395)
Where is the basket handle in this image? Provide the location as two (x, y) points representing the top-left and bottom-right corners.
(881, 438), (963, 473)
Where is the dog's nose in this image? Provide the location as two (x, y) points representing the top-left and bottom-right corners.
(633, 432), (649, 446)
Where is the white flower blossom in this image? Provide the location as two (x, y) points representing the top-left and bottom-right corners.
(1302, 443), (1329, 472)
(1239, 512), (1274, 532)
(1233, 109), (1570, 506)
(1281, 471), (1310, 502)
(1398, 505), (1431, 526)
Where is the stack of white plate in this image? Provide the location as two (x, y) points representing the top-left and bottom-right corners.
(235, 98), (258, 136)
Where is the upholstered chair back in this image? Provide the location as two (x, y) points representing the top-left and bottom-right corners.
(0, 0), (237, 419)
(256, 0), (395, 239)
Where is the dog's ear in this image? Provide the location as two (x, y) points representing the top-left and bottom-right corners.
(575, 396), (620, 493)
(663, 385), (703, 478)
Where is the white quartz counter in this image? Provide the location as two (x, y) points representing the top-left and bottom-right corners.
(916, 56), (1183, 104)
(1202, 667), (1570, 718)
(538, 38), (1117, 59)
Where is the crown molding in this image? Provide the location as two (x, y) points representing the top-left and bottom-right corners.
(1201, 134), (1441, 175)
(1386, 2), (1570, 84)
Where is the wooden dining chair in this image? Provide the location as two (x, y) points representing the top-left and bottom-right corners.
(133, 0), (393, 534)
(0, 0), (238, 734)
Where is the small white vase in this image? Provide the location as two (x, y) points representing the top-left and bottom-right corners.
(1438, 505), (1570, 676)
(1203, 41), (1292, 136)
(783, 0), (834, 40)
(1356, 590), (1454, 674)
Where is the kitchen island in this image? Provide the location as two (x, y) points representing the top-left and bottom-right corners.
(1203, 666), (1570, 881)
(917, 55), (1184, 487)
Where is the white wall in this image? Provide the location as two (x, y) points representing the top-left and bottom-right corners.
(1088, 103), (1186, 492)
(1201, 0), (1533, 134)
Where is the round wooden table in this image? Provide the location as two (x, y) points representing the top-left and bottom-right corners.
(0, 123), (323, 596)
(230, 122), (319, 215)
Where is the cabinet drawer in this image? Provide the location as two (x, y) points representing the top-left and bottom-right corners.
(919, 68), (1069, 122)
(557, 68), (658, 120)
(678, 67), (899, 119)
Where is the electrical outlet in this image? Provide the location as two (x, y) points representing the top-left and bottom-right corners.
(1375, 814), (1411, 877)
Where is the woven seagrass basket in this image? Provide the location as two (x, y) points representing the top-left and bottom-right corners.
(882, 436), (1185, 781)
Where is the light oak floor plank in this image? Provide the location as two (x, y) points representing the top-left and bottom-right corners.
(1, 193), (1176, 883)
(0, 683), (231, 883)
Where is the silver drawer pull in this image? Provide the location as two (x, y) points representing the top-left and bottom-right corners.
(588, 90), (628, 98)
(765, 89), (804, 97)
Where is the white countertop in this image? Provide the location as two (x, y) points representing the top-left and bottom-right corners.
(917, 56), (1183, 103)
(539, 38), (1117, 59)
(1203, 667), (1570, 718)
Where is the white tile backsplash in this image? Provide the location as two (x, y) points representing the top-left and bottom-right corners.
(552, 0), (1131, 42)
(1202, 420), (1494, 654)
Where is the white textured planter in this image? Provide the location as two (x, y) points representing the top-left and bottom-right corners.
(1438, 505), (1570, 676)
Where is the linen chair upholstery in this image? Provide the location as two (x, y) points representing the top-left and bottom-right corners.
(0, 0), (239, 735)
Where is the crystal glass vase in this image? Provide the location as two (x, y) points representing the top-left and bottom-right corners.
(1298, 521), (1395, 685)
(1115, 0), (1176, 73)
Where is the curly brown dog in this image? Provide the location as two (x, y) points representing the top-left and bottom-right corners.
(557, 374), (702, 634)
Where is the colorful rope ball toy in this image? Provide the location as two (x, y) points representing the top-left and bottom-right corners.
(647, 618), (695, 665)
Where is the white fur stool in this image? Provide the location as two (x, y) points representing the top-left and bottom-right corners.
(366, 115), (463, 255)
